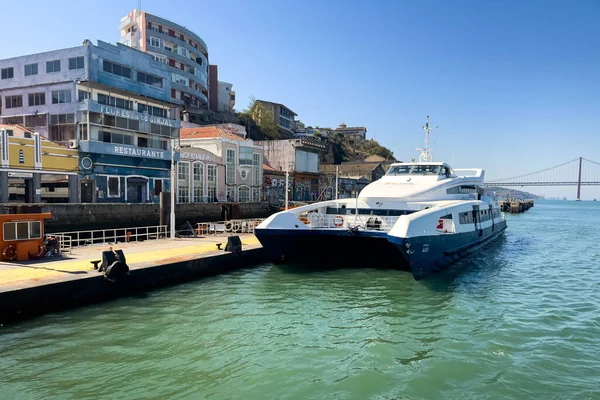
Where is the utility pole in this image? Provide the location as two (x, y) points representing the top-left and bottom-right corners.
(335, 166), (339, 200)
(284, 153), (289, 210)
(170, 138), (177, 239)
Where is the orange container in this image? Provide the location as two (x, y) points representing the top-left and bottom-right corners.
(0, 213), (52, 262)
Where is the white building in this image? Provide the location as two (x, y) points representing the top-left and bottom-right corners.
(217, 80), (235, 113)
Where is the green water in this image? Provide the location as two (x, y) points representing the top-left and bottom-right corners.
(1, 200), (600, 399)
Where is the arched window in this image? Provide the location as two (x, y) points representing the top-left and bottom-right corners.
(238, 185), (250, 203)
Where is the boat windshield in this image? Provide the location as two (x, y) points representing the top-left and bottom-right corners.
(386, 164), (442, 176)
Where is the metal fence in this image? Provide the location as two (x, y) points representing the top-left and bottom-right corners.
(50, 225), (168, 249)
(47, 219), (267, 251)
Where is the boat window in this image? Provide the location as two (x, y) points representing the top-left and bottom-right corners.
(441, 166), (450, 178)
(2, 221), (42, 241)
(386, 164), (441, 176)
(459, 212), (474, 224)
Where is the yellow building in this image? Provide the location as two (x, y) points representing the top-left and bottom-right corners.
(0, 125), (79, 203)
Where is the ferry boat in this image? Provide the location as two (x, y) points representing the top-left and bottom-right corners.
(254, 117), (507, 279)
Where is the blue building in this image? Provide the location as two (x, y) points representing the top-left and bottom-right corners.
(0, 40), (181, 203)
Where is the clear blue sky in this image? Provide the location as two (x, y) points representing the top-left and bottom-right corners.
(3, 0), (600, 199)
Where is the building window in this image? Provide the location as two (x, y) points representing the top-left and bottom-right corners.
(51, 90), (72, 104)
(49, 113), (75, 142)
(101, 131), (133, 145)
(3, 221), (41, 241)
(239, 147), (253, 165)
(154, 179), (163, 196)
(226, 149), (235, 185)
(24, 63), (38, 76)
(176, 46), (189, 58)
(137, 71), (163, 88)
(238, 186), (250, 203)
(98, 93), (132, 110)
(25, 114), (47, 128)
(193, 162), (204, 203)
(68, 57), (84, 70)
(46, 60), (60, 73)
(28, 93), (46, 106)
(150, 36), (161, 48)
(178, 162), (190, 203)
(171, 73), (188, 86)
(137, 104), (167, 118)
(1, 67), (14, 79)
(107, 176), (120, 198)
(5, 95), (23, 108)
(102, 60), (131, 79)
(78, 90), (89, 102)
(252, 153), (261, 202)
(207, 165), (217, 202)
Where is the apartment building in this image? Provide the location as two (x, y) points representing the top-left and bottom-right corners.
(0, 40), (180, 203)
(119, 9), (209, 110)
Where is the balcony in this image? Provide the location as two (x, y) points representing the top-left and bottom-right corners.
(148, 28), (208, 60)
(119, 16), (134, 31)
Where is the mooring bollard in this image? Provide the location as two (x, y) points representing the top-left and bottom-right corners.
(225, 236), (242, 254)
(98, 248), (130, 283)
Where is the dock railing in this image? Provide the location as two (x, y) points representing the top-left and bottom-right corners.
(50, 225), (169, 249)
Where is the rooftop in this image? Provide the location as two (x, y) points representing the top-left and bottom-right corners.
(180, 126), (244, 141)
(255, 100), (297, 116)
(334, 123), (367, 131)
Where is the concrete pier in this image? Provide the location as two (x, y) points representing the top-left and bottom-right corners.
(498, 199), (534, 213)
(0, 234), (265, 324)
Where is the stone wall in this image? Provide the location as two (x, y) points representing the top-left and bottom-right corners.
(1, 202), (274, 233)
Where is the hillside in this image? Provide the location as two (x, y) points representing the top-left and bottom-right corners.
(322, 132), (396, 164)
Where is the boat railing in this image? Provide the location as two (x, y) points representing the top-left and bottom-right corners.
(453, 168), (484, 178)
(196, 219), (265, 235)
(302, 213), (400, 232)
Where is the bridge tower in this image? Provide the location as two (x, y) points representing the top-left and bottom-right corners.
(576, 156), (582, 201)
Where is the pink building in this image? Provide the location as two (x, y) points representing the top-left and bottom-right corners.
(178, 126), (264, 203)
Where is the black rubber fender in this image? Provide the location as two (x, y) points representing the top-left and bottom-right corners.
(104, 261), (130, 283)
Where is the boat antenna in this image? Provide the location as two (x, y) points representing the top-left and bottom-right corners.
(416, 115), (438, 162)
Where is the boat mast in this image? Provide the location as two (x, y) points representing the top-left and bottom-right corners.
(417, 115), (437, 162)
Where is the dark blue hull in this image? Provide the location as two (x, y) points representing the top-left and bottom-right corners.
(254, 228), (409, 270)
(388, 221), (507, 279)
(255, 220), (507, 280)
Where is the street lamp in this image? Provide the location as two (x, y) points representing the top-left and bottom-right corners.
(170, 138), (181, 239)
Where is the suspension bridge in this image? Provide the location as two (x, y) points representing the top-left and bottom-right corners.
(484, 157), (600, 200)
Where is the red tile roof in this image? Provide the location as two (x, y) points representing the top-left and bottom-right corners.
(180, 126), (244, 141)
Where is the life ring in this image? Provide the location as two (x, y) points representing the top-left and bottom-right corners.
(2, 244), (17, 261)
(225, 221), (233, 232)
(333, 216), (344, 227)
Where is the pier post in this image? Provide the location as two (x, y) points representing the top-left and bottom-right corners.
(0, 171), (8, 203)
(33, 173), (41, 203)
(68, 175), (79, 203)
(576, 157), (582, 201)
